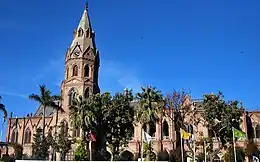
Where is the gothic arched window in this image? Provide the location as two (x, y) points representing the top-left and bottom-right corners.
(163, 121), (169, 138)
(69, 89), (77, 105)
(72, 65), (78, 76)
(84, 88), (89, 98)
(24, 128), (31, 144)
(256, 125), (260, 138)
(73, 127), (80, 138)
(11, 128), (18, 143)
(61, 121), (68, 137)
(78, 28), (83, 37)
(84, 65), (90, 77)
(86, 29), (90, 38)
(142, 121), (156, 137)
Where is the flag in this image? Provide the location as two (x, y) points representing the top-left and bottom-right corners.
(90, 131), (96, 142)
(233, 128), (246, 139)
(143, 130), (152, 143)
(180, 128), (191, 140)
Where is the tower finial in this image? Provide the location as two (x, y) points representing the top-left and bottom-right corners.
(85, 1), (89, 10)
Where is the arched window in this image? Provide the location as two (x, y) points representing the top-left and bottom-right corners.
(84, 88), (89, 98)
(69, 89), (77, 105)
(66, 68), (69, 79)
(142, 121), (156, 137)
(163, 121), (169, 138)
(86, 29), (90, 38)
(72, 65), (78, 76)
(24, 128), (31, 144)
(11, 128), (18, 143)
(84, 65), (90, 77)
(61, 121), (68, 137)
(256, 125), (260, 138)
(73, 127), (80, 138)
(78, 28), (83, 37)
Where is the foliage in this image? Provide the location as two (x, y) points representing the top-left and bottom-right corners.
(70, 89), (135, 160)
(202, 91), (243, 161)
(29, 85), (61, 136)
(52, 134), (72, 161)
(7, 142), (23, 160)
(106, 90), (134, 158)
(31, 128), (52, 160)
(165, 89), (199, 158)
(135, 86), (164, 126)
(143, 142), (156, 161)
(0, 96), (7, 121)
(73, 139), (88, 161)
(223, 147), (245, 162)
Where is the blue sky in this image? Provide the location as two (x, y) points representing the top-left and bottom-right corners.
(0, 0), (260, 130)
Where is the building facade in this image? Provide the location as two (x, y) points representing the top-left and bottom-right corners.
(2, 3), (260, 161)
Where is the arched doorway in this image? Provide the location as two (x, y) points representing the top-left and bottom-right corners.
(120, 150), (134, 161)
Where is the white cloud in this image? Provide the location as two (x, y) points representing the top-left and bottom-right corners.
(100, 60), (142, 93)
(0, 91), (27, 99)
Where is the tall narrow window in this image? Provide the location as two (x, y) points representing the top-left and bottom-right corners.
(84, 65), (90, 77)
(73, 127), (80, 138)
(78, 28), (83, 37)
(84, 88), (89, 98)
(24, 128), (31, 144)
(69, 89), (77, 105)
(72, 65), (78, 76)
(163, 121), (169, 138)
(11, 128), (18, 143)
(61, 121), (68, 137)
(256, 125), (260, 138)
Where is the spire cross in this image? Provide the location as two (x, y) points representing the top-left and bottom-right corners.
(85, 1), (89, 10)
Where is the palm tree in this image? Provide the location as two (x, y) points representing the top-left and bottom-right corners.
(29, 85), (60, 137)
(135, 86), (164, 132)
(0, 96), (7, 141)
(69, 95), (96, 141)
(135, 86), (164, 160)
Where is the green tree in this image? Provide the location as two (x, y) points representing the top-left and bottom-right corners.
(32, 128), (52, 160)
(0, 96), (7, 121)
(106, 90), (134, 159)
(203, 92), (243, 162)
(69, 95), (96, 141)
(143, 142), (156, 161)
(135, 86), (164, 160)
(29, 85), (60, 137)
(53, 134), (72, 161)
(135, 86), (164, 132)
(73, 139), (88, 161)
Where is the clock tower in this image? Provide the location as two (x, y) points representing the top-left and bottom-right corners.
(61, 3), (100, 112)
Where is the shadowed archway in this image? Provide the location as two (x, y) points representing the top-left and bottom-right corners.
(120, 150), (134, 161)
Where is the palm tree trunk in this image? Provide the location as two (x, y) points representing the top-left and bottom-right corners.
(42, 106), (46, 138)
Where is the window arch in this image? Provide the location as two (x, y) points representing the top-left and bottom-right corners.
(84, 88), (89, 98)
(84, 65), (90, 77)
(142, 121), (156, 137)
(61, 120), (68, 137)
(78, 28), (83, 37)
(86, 29), (90, 38)
(11, 128), (18, 143)
(73, 127), (80, 138)
(24, 128), (31, 144)
(163, 120), (169, 138)
(256, 125), (260, 138)
(72, 65), (78, 76)
(69, 88), (77, 105)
